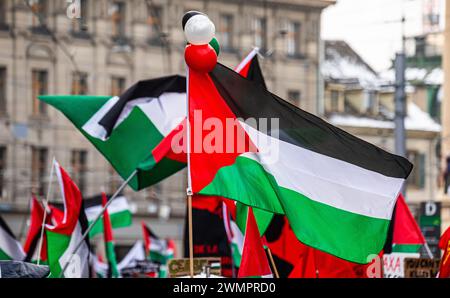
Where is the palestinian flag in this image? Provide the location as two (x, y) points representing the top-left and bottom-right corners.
(84, 194), (132, 237)
(188, 63), (413, 264)
(101, 192), (120, 278)
(222, 198), (272, 270)
(23, 197), (49, 263)
(45, 161), (91, 278)
(39, 76), (186, 191)
(235, 48), (266, 89)
(222, 200), (244, 269)
(384, 194), (426, 254)
(238, 208), (272, 278)
(159, 239), (175, 278)
(142, 222), (170, 264)
(0, 216), (25, 261)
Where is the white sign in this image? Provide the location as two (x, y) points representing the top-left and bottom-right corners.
(383, 253), (420, 278)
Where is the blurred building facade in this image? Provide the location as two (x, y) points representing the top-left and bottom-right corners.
(322, 40), (448, 231)
(0, 0), (333, 256)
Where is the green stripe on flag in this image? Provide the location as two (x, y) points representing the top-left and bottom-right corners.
(392, 244), (422, 253)
(236, 203), (273, 236)
(105, 241), (120, 278)
(39, 95), (185, 190)
(46, 230), (71, 278)
(200, 156), (390, 264)
(89, 210), (133, 237)
(0, 249), (12, 260)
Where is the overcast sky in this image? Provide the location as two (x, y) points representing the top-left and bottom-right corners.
(321, 0), (442, 71)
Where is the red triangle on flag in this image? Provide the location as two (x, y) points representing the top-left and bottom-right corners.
(238, 208), (272, 278)
(393, 194), (425, 246)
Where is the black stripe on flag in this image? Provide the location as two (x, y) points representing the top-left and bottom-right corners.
(246, 55), (267, 89)
(83, 193), (119, 209)
(0, 216), (16, 239)
(99, 75), (186, 138)
(209, 63), (412, 179)
(144, 224), (160, 240)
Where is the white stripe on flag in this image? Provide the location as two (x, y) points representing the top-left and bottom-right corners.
(0, 226), (25, 260)
(240, 122), (405, 220)
(85, 196), (130, 221)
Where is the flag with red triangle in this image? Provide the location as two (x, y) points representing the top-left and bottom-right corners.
(45, 160), (91, 278)
(186, 61), (411, 264)
(384, 194), (426, 253)
(238, 208), (272, 278)
(23, 196), (48, 263)
(102, 192), (120, 278)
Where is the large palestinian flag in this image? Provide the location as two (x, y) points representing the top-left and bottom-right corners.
(0, 216), (25, 261)
(39, 76), (186, 191)
(45, 161), (90, 278)
(187, 63), (413, 264)
(84, 194), (132, 237)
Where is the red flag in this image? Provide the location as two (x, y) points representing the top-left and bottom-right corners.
(391, 194), (425, 252)
(238, 208), (272, 278)
(102, 193), (114, 243)
(267, 216), (378, 278)
(23, 196), (48, 262)
(439, 226), (450, 278)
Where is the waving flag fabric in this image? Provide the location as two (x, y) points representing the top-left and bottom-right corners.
(45, 161), (90, 278)
(101, 193), (120, 278)
(84, 194), (132, 237)
(0, 216), (25, 261)
(188, 63), (412, 263)
(238, 208), (272, 278)
(39, 76), (186, 191)
(390, 194), (426, 253)
(23, 197), (48, 263)
(439, 226), (450, 278)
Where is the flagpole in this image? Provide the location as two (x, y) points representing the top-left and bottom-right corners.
(36, 157), (56, 265)
(185, 64), (195, 278)
(424, 242), (434, 259)
(265, 247), (280, 278)
(59, 169), (137, 277)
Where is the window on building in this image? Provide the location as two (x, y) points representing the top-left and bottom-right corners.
(415, 36), (426, 57)
(32, 69), (48, 116)
(31, 0), (48, 27)
(286, 21), (301, 57)
(287, 90), (301, 107)
(0, 67), (6, 114)
(147, 5), (162, 44)
(407, 151), (425, 189)
(254, 17), (267, 51)
(0, 147), (6, 198)
(111, 76), (126, 96)
(330, 90), (339, 112)
(364, 90), (376, 114)
(71, 150), (87, 194)
(71, 72), (88, 95)
(0, 0), (7, 27)
(218, 14), (234, 51)
(111, 1), (126, 38)
(71, 0), (89, 33)
(31, 147), (48, 196)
